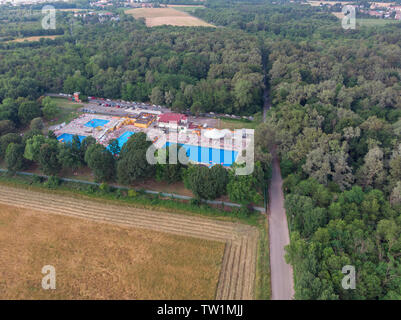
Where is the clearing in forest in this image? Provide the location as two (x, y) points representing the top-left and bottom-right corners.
(126, 8), (214, 27)
(8, 35), (61, 43)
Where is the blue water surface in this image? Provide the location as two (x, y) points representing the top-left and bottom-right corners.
(164, 142), (238, 167)
(85, 119), (110, 128)
(109, 131), (135, 150)
(57, 133), (87, 144)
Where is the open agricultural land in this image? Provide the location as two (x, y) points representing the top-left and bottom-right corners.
(332, 12), (401, 26)
(126, 8), (214, 27)
(0, 184), (259, 300)
(167, 4), (206, 13)
(357, 18), (401, 26)
(7, 35), (61, 43)
(0, 203), (224, 299)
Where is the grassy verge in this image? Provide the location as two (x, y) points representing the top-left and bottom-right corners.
(217, 117), (258, 130)
(255, 216), (271, 299)
(0, 172), (260, 226)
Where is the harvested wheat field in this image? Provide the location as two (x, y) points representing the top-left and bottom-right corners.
(126, 8), (214, 27)
(332, 12), (345, 19)
(0, 185), (259, 299)
(0, 203), (224, 299)
(9, 35), (61, 43)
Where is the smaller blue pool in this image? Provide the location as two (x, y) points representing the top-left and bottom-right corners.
(57, 133), (87, 144)
(85, 119), (110, 128)
(164, 142), (238, 167)
(110, 131), (135, 150)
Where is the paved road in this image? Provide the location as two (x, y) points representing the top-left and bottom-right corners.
(260, 44), (294, 299)
(268, 150), (294, 300)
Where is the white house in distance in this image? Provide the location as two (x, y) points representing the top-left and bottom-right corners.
(157, 113), (188, 131)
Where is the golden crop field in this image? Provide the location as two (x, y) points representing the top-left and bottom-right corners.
(0, 184), (259, 300)
(126, 8), (214, 27)
(0, 203), (224, 299)
(332, 12), (345, 18)
(8, 35), (61, 43)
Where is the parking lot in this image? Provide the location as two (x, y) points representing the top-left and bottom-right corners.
(48, 93), (250, 128)
(88, 97), (169, 112)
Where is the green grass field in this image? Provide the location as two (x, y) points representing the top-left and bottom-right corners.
(357, 18), (401, 27)
(172, 6), (204, 13)
(46, 97), (83, 127)
(217, 118), (259, 130)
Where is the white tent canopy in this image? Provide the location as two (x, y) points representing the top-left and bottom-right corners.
(203, 129), (231, 140)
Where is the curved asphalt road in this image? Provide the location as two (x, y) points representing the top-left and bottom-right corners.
(268, 150), (295, 300)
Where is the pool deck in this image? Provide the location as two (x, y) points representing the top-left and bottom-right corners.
(55, 113), (254, 167)
(55, 114), (121, 142)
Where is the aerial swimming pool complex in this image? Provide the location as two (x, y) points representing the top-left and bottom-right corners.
(54, 113), (253, 169)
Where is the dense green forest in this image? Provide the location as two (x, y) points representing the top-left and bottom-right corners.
(201, 1), (401, 299)
(0, 0), (400, 299)
(265, 25), (401, 300)
(0, 9), (263, 115)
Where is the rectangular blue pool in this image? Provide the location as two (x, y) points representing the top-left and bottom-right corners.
(57, 133), (87, 144)
(164, 142), (238, 167)
(85, 119), (110, 128)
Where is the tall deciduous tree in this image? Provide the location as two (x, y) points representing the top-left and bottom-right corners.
(117, 132), (154, 184)
(5, 143), (26, 174)
(84, 144), (115, 182)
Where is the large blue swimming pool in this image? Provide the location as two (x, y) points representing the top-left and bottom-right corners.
(57, 133), (87, 144)
(164, 142), (238, 167)
(85, 119), (110, 128)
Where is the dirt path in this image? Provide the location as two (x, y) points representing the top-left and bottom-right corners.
(268, 151), (295, 300)
(0, 185), (258, 300)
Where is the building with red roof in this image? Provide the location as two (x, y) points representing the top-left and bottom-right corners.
(157, 113), (188, 131)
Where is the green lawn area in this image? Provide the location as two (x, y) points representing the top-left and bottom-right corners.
(217, 118), (259, 130)
(172, 6), (205, 13)
(357, 19), (401, 27)
(46, 97), (83, 127)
